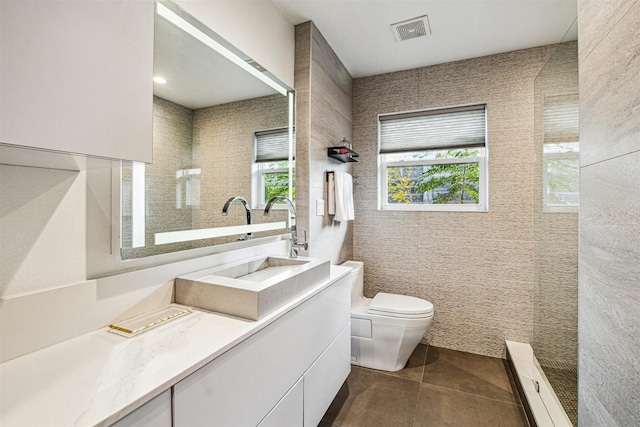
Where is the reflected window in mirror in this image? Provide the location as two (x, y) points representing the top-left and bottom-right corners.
(253, 128), (296, 208)
(176, 167), (201, 208)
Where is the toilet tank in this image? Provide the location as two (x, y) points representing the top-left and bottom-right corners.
(340, 261), (364, 306)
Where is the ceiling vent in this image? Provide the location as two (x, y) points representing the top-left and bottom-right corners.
(391, 15), (431, 42)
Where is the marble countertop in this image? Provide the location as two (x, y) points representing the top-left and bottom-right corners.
(0, 267), (350, 427)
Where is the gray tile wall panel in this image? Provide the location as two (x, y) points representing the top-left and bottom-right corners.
(579, 1), (640, 424)
(294, 22), (354, 264)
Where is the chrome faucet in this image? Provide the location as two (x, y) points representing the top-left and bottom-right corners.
(264, 196), (308, 258)
(222, 196), (252, 240)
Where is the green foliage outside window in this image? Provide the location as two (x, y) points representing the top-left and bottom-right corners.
(265, 172), (295, 201)
(387, 166), (418, 204)
(545, 158), (579, 205)
(387, 149), (480, 205)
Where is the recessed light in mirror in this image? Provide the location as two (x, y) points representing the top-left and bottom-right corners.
(153, 76), (167, 84)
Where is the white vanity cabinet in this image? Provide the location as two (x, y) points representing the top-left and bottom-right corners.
(173, 274), (351, 427)
(109, 390), (172, 427)
(257, 378), (303, 427)
(0, 0), (154, 163)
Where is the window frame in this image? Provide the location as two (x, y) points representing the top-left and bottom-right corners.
(541, 94), (580, 214)
(251, 126), (295, 209)
(252, 163), (294, 209)
(377, 104), (489, 212)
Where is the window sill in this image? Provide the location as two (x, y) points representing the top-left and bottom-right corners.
(380, 204), (488, 212)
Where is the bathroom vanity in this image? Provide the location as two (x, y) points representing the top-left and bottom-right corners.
(0, 266), (351, 426)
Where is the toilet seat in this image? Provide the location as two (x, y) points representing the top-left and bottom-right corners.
(367, 293), (434, 319)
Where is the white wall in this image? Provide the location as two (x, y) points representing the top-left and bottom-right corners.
(175, 0), (295, 87)
(0, 165), (87, 296)
(0, 0), (295, 295)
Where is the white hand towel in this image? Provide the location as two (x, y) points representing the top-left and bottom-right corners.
(334, 171), (355, 221)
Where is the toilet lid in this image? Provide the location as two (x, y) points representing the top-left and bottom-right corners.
(367, 293), (434, 317)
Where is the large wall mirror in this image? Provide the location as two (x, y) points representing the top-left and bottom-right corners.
(120, 0), (295, 260)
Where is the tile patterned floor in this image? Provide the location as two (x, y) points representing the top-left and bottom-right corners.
(321, 345), (529, 427)
(538, 358), (577, 426)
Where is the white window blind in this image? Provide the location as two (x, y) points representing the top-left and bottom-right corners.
(255, 128), (295, 162)
(543, 94), (579, 144)
(379, 104), (487, 153)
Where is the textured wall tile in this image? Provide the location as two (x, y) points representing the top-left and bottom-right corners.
(352, 47), (555, 358)
(353, 69), (421, 115)
(534, 280), (578, 332)
(532, 323), (577, 364)
(579, 2), (640, 419)
(353, 211), (420, 270)
(362, 266), (421, 298)
(426, 310), (533, 358)
(417, 276), (533, 326)
(295, 22), (353, 262)
(535, 240), (578, 288)
(579, 273), (640, 426)
(580, 2), (640, 166)
(416, 237), (534, 285)
(580, 152), (640, 300)
(578, 0), (637, 61)
(535, 212), (579, 243)
(578, 382), (619, 427)
(307, 186), (352, 262)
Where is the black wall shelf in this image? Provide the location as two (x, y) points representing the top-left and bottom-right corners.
(328, 146), (359, 163)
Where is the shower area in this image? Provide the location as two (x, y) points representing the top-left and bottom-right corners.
(533, 22), (579, 426)
(508, 20), (579, 427)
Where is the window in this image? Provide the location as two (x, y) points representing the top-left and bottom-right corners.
(252, 127), (295, 207)
(176, 167), (201, 209)
(542, 95), (579, 212)
(378, 104), (488, 212)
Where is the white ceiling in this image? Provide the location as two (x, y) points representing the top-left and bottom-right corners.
(272, 0), (577, 78)
(154, 13), (278, 110)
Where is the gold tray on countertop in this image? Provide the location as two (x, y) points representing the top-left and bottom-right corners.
(108, 305), (193, 337)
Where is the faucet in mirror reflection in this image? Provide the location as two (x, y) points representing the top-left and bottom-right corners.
(264, 196), (308, 258)
(222, 196), (252, 240)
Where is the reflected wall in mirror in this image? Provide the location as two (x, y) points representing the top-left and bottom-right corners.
(121, 0), (294, 260)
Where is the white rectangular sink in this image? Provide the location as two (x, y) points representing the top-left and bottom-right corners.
(175, 255), (330, 320)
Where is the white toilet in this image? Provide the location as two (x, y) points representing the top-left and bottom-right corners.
(342, 261), (434, 372)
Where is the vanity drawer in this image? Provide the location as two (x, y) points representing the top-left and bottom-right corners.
(109, 390), (171, 427)
(173, 274), (350, 427)
(257, 378), (303, 427)
(303, 324), (351, 427)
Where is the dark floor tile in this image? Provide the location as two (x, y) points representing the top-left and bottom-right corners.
(413, 383), (529, 427)
(504, 356), (523, 406)
(422, 347), (518, 404)
(322, 366), (421, 427)
(381, 344), (429, 382)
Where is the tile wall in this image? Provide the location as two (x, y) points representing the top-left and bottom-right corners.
(352, 46), (556, 358)
(578, 1), (640, 425)
(295, 22), (354, 263)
